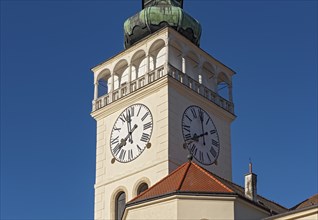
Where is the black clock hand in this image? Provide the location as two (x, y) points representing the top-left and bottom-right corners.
(124, 124), (138, 144)
(197, 132), (208, 139)
(191, 132), (208, 142)
(117, 124), (138, 150)
(199, 110), (206, 145)
(127, 110), (133, 143)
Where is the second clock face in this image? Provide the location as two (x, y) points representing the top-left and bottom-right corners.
(110, 104), (153, 163)
(182, 105), (220, 165)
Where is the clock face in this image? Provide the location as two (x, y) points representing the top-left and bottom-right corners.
(110, 104), (153, 163)
(181, 105), (220, 165)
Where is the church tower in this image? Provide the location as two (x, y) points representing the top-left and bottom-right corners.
(91, 1), (236, 219)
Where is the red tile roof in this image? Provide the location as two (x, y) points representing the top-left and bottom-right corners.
(128, 161), (287, 214)
(291, 194), (318, 210)
(130, 161), (233, 203)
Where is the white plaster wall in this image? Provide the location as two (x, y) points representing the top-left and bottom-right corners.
(167, 78), (235, 180)
(125, 196), (236, 220)
(177, 197), (235, 220)
(234, 199), (269, 220)
(125, 199), (178, 220)
(93, 79), (170, 219)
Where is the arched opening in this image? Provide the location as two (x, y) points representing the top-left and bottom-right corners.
(217, 72), (231, 101)
(186, 51), (199, 81)
(131, 50), (146, 78)
(149, 39), (166, 69)
(115, 191), (126, 220)
(137, 183), (148, 195)
(170, 40), (182, 71)
(96, 69), (111, 98)
(113, 59), (129, 90)
(156, 47), (166, 68)
(217, 81), (229, 99)
(202, 62), (216, 91)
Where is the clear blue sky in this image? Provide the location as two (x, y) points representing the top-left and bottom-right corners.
(1, 0), (317, 219)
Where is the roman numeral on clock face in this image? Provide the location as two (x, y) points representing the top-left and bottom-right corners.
(140, 133), (150, 142)
(199, 151), (204, 163)
(141, 112), (149, 121)
(119, 115), (126, 123)
(137, 105), (142, 116)
(183, 124), (190, 133)
(119, 149), (126, 161)
(190, 144), (198, 156)
(137, 144), (142, 152)
(184, 133), (192, 141)
(111, 136), (119, 145)
(210, 146), (217, 158)
(143, 122), (152, 130)
(190, 108), (197, 118)
(212, 139), (219, 147)
(185, 114), (192, 122)
(128, 149), (133, 161)
(206, 117), (210, 125)
(129, 106), (134, 117)
(113, 144), (121, 156)
(199, 109), (204, 120)
(206, 153), (212, 163)
(210, 130), (216, 135)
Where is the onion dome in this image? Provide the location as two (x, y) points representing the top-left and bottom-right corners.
(124, 0), (202, 48)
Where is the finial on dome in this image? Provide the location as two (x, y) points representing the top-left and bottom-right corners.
(142, 0), (183, 9)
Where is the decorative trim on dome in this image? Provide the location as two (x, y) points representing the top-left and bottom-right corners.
(124, 3), (201, 48)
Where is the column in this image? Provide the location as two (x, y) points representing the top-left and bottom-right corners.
(94, 81), (99, 100)
(182, 56), (186, 73)
(145, 54), (149, 84)
(110, 73), (114, 103)
(229, 84), (233, 103)
(128, 63), (132, 93)
(182, 56), (188, 86)
(165, 43), (169, 76)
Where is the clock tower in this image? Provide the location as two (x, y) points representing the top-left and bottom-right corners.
(91, 1), (235, 219)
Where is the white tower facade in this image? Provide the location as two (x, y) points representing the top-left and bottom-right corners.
(91, 27), (235, 219)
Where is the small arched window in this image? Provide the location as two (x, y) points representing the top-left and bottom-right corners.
(137, 183), (148, 195)
(115, 191), (126, 220)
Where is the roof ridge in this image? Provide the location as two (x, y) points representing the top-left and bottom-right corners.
(291, 193), (318, 210)
(208, 169), (288, 210)
(190, 161), (233, 192)
(177, 161), (192, 190)
(129, 161), (190, 203)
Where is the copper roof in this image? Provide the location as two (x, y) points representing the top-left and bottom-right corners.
(128, 161), (287, 214)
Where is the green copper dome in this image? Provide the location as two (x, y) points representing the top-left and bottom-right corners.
(124, 0), (202, 48)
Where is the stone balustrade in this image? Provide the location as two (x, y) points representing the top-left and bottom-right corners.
(92, 64), (234, 114)
(168, 65), (234, 114)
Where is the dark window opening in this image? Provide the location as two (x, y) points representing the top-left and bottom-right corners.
(137, 183), (148, 195)
(115, 192), (126, 220)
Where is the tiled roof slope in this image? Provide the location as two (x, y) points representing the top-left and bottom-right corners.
(128, 161), (287, 214)
(291, 194), (318, 210)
